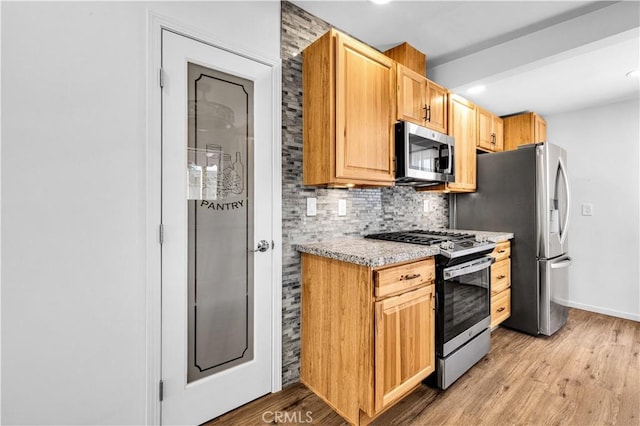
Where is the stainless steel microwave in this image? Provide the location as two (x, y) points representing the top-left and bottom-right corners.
(394, 121), (455, 186)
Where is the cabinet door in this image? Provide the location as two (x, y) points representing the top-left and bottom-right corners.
(534, 113), (547, 142)
(477, 108), (503, 152)
(493, 115), (504, 151)
(335, 32), (395, 183)
(477, 107), (493, 151)
(447, 94), (477, 191)
(426, 80), (448, 134)
(396, 64), (427, 126)
(503, 112), (545, 151)
(374, 285), (435, 412)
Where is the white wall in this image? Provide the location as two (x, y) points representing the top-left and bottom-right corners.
(1, 2), (279, 425)
(546, 97), (640, 321)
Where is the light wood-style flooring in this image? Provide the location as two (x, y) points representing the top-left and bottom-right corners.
(208, 309), (639, 425)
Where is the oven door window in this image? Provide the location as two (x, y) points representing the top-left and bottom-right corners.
(443, 267), (490, 343)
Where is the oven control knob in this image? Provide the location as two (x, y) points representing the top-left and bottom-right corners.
(475, 235), (488, 243)
(440, 241), (455, 250)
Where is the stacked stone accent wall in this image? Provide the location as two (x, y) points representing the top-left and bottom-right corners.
(280, 1), (448, 385)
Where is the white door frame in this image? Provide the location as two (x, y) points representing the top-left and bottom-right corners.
(145, 12), (282, 425)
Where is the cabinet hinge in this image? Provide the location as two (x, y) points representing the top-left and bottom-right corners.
(159, 68), (165, 88)
(159, 380), (164, 402)
(159, 224), (164, 245)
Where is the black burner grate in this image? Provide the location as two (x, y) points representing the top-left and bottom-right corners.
(365, 230), (474, 246)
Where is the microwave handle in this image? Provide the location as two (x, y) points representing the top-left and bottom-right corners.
(445, 142), (453, 174)
(438, 143), (452, 174)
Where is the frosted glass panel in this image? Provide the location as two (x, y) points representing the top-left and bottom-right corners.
(187, 63), (254, 383)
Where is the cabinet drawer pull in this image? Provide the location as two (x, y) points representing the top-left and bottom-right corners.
(498, 250), (506, 254)
(401, 273), (421, 281)
(497, 307), (506, 313)
(497, 274), (506, 280)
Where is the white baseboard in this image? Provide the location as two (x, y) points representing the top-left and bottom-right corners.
(565, 300), (640, 322)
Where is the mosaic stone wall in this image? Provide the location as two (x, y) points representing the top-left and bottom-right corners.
(280, 1), (449, 385)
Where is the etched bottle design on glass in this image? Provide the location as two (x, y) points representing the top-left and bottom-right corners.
(203, 144), (222, 200)
(231, 152), (244, 194)
(219, 154), (232, 198)
(219, 152), (245, 197)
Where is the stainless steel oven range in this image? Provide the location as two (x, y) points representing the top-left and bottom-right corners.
(365, 230), (495, 389)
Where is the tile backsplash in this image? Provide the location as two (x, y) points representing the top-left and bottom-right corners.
(280, 1), (448, 385)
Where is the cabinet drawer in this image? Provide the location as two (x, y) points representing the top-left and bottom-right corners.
(374, 258), (435, 298)
(491, 289), (511, 328)
(490, 241), (510, 262)
(491, 258), (511, 295)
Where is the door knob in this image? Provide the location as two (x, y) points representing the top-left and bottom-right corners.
(252, 240), (270, 253)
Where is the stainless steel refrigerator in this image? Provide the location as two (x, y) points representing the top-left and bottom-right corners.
(453, 143), (572, 336)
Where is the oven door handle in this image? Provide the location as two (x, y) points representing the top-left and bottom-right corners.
(443, 256), (495, 280)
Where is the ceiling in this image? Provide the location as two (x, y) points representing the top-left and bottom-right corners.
(290, 1), (640, 116)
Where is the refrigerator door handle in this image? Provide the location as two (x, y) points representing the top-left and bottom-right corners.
(550, 257), (572, 269)
(558, 157), (571, 245)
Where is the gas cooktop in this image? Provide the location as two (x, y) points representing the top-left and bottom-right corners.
(364, 229), (496, 259)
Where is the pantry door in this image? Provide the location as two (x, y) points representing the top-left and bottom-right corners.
(161, 29), (274, 425)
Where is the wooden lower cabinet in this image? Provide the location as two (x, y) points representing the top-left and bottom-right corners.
(375, 286), (435, 412)
(489, 241), (512, 328)
(301, 254), (436, 425)
(491, 288), (511, 328)
(491, 257), (511, 294)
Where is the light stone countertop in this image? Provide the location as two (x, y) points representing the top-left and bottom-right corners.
(295, 229), (513, 267)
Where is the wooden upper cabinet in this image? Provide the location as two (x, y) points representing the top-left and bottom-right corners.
(396, 64), (427, 126)
(374, 285), (435, 412)
(303, 29), (396, 187)
(495, 114), (504, 151)
(477, 106), (504, 152)
(426, 81), (448, 134)
(534, 114), (547, 143)
(422, 94), (476, 193)
(384, 42), (426, 75)
(503, 112), (546, 151)
(448, 95), (477, 191)
(395, 64), (447, 134)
